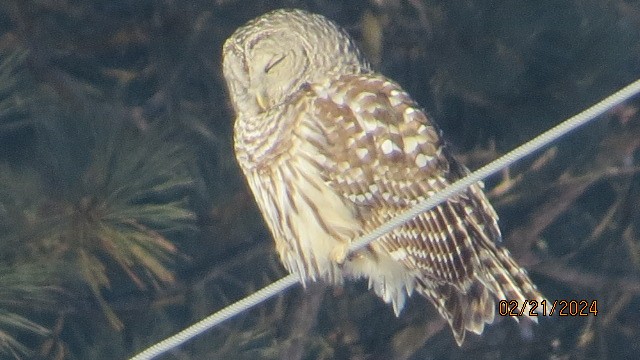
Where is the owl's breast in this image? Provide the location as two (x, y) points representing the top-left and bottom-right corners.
(240, 131), (363, 282)
(233, 91), (316, 172)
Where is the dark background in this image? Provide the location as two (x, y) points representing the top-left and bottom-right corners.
(0, 0), (639, 359)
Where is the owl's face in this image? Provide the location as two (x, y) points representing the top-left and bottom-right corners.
(223, 28), (310, 116)
(222, 9), (370, 117)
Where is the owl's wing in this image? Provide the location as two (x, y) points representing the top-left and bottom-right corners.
(310, 73), (541, 293)
(302, 74), (493, 285)
(300, 73), (543, 343)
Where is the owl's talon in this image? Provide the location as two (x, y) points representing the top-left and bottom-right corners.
(331, 244), (349, 265)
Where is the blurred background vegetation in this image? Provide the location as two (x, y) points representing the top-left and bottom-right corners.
(0, 0), (638, 359)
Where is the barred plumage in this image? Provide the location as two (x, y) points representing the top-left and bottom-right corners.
(223, 8), (543, 345)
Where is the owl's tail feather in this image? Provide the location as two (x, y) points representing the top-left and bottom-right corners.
(417, 243), (543, 346)
(477, 243), (545, 318)
(417, 281), (494, 346)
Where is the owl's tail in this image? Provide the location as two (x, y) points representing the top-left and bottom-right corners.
(417, 243), (543, 346)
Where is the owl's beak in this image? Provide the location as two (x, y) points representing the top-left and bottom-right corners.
(256, 93), (269, 112)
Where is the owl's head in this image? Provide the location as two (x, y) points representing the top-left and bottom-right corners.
(222, 9), (370, 116)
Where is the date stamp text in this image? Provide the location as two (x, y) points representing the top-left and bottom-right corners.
(498, 299), (598, 317)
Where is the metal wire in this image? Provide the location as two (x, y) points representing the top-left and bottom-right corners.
(129, 275), (298, 360)
(130, 78), (640, 360)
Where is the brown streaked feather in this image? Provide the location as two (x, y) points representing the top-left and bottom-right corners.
(308, 74), (487, 285)
(305, 72), (543, 338)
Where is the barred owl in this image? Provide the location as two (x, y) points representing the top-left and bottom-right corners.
(222, 8), (543, 345)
